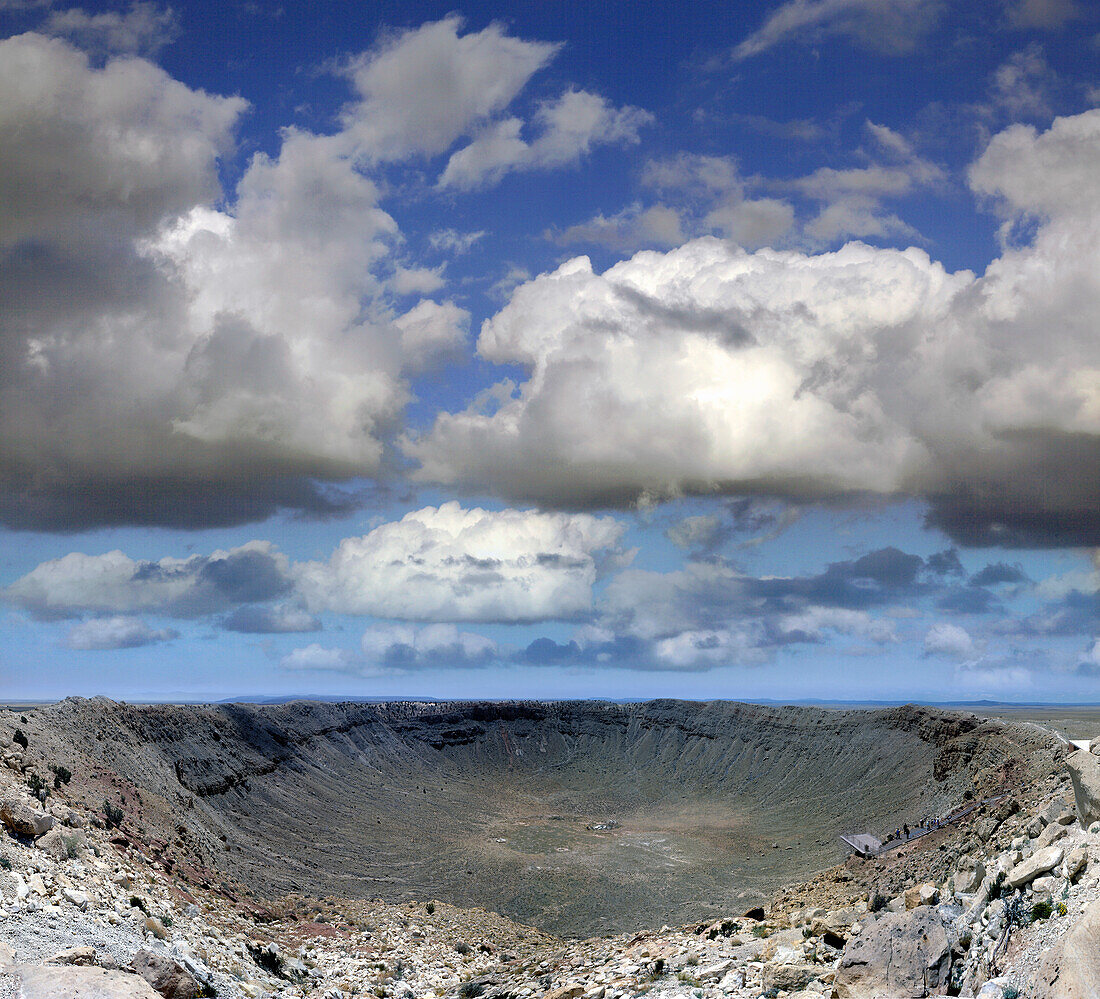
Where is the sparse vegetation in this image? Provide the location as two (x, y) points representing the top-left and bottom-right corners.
(453, 941), (471, 955)
(26, 773), (48, 799)
(0, 856), (10, 870)
(752, 924), (770, 938)
(1005, 894), (1031, 928)
(61, 832), (82, 859)
(426, 901), (435, 914)
(103, 799), (124, 828)
(644, 957), (665, 980)
(49, 764), (72, 788)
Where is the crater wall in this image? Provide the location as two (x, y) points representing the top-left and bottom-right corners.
(16, 698), (1062, 936)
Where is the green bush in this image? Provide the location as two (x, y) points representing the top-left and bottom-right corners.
(49, 764), (72, 788)
(0, 856), (11, 870)
(26, 773), (48, 799)
(1031, 900), (1053, 922)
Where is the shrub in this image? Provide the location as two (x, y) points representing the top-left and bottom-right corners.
(752, 924), (770, 938)
(426, 901), (435, 915)
(1031, 900), (1053, 922)
(61, 833), (82, 860)
(49, 765), (72, 788)
(1003, 988), (1020, 999)
(1005, 895), (1031, 928)
(0, 856), (11, 870)
(453, 941), (471, 955)
(1057, 902), (1068, 916)
(26, 774), (48, 799)
(12, 729), (27, 749)
(457, 984), (485, 998)
(103, 800), (123, 828)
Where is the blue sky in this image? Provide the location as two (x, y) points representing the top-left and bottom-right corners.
(1, 0), (1099, 702)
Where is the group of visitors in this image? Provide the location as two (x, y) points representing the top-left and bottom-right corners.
(882, 813), (947, 845)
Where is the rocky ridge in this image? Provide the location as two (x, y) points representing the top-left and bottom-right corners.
(1, 701), (1097, 998)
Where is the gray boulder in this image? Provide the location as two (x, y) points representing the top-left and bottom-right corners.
(46, 947), (97, 965)
(35, 826), (68, 861)
(1067, 750), (1100, 827)
(835, 906), (953, 997)
(954, 858), (985, 895)
(0, 798), (54, 837)
(763, 963), (821, 991)
(1037, 822), (1069, 849)
(1007, 845), (1064, 888)
(131, 949), (204, 999)
(14, 964), (162, 998)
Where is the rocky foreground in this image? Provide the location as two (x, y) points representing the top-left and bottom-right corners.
(4, 715), (1100, 998)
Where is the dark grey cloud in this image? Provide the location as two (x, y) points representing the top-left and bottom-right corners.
(221, 605), (320, 634)
(4, 542), (296, 620)
(937, 587), (1001, 615)
(923, 431), (1100, 549)
(0, 474), (362, 533)
(926, 548), (965, 577)
(969, 562), (1029, 587)
(1004, 590), (1099, 636)
(747, 546), (926, 610)
(521, 637), (582, 665)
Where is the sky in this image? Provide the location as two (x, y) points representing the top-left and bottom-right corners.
(1, 0), (1099, 703)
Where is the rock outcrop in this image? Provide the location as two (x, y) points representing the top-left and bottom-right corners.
(1034, 898), (1100, 999)
(835, 906), (954, 997)
(1067, 749), (1100, 827)
(14, 964), (163, 998)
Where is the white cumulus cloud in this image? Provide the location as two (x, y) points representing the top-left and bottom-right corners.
(297, 502), (628, 623)
(439, 89), (651, 190)
(924, 622), (980, 659)
(412, 110), (1100, 548)
(65, 615), (178, 650)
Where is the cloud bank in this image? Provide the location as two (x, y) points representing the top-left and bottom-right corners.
(412, 110), (1100, 548)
